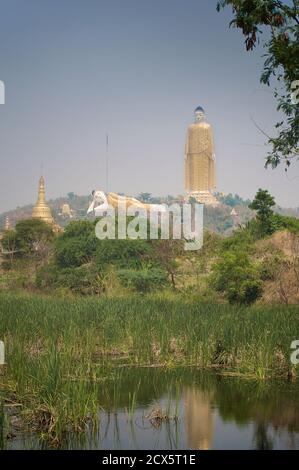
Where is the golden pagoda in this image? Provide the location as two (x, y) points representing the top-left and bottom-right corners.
(32, 176), (54, 224)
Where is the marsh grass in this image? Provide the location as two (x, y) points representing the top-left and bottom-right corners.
(0, 292), (298, 444)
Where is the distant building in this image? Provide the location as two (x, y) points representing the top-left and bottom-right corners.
(0, 216), (11, 242)
(4, 216), (11, 231)
(185, 106), (219, 206)
(60, 203), (73, 218)
(0, 217), (11, 259)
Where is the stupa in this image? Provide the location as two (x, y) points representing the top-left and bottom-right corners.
(31, 176), (54, 224)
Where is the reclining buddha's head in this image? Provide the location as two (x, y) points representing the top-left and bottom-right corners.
(87, 190), (108, 214)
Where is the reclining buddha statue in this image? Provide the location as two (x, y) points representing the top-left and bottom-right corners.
(87, 190), (166, 216)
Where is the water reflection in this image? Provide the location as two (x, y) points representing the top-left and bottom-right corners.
(184, 388), (214, 449)
(3, 368), (299, 450)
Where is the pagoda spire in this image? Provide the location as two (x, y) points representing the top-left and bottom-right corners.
(31, 176), (54, 224)
(37, 175), (46, 204)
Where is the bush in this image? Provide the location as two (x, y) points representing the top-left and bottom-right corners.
(36, 263), (103, 295)
(227, 279), (263, 305)
(211, 250), (263, 305)
(95, 239), (153, 269)
(117, 268), (169, 293)
(271, 214), (299, 234)
(55, 220), (98, 268)
(259, 252), (285, 281)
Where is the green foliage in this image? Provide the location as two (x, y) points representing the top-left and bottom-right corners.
(137, 192), (153, 202)
(0, 269), (33, 292)
(227, 279), (263, 305)
(1, 219), (54, 258)
(67, 192), (76, 200)
(36, 263), (103, 295)
(41, 219), (171, 294)
(150, 239), (184, 288)
(95, 239), (153, 269)
(0, 292), (297, 445)
(222, 225), (256, 250)
(117, 268), (169, 293)
(211, 250), (263, 304)
(249, 188), (276, 236)
(271, 213), (299, 232)
(1, 230), (17, 254)
(259, 252), (286, 280)
(55, 220), (98, 268)
(203, 205), (235, 234)
(217, 0), (299, 168)
(217, 193), (251, 207)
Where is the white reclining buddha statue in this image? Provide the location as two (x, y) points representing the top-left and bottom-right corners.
(87, 190), (166, 216)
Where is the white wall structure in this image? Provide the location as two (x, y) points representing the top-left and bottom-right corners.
(0, 80), (5, 104)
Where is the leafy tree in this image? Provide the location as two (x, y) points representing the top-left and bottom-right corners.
(2, 219), (54, 261)
(95, 238), (153, 269)
(151, 240), (184, 289)
(217, 0), (299, 168)
(218, 193), (251, 207)
(1, 229), (18, 267)
(67, 192), (76, 200)
(211, 250), (263, 304)
(55, 220), (98, 268)
(249, 188), (276, 235)
(138, 192), (153, 203)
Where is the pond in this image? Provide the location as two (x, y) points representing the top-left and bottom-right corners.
(2, 368), (299, 450)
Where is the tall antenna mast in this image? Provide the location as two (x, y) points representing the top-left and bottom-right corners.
(106, 133), (109, 193)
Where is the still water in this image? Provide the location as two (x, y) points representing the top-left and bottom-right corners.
(3, 368), (299, 450)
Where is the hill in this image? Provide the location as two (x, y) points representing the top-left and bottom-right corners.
(0, 192), (298, 235)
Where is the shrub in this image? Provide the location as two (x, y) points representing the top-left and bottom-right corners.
(227, 279), (263, 305)
(211, 250), (263, 305)
(117, 268), (169, 293)
(55, 220), (98, 268)
(272, 214), (299, 234)
(36, 263), (103, 295)
(95, 239), (153, 269)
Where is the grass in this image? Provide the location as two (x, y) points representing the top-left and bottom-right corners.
(0, 292), (298, 444)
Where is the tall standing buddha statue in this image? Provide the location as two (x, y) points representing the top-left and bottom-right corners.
(185, 106), (218, 205)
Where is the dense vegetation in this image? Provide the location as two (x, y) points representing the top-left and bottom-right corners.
(0, 293), (298, 444)
(0, 189), (298, 445)
(1, 189), (299, 304)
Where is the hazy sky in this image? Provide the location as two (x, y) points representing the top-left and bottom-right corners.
(0, 0), (298, 213)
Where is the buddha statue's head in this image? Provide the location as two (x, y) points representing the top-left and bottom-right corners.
(194, 106), (205, 123)
(87, 190), (108, 214)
